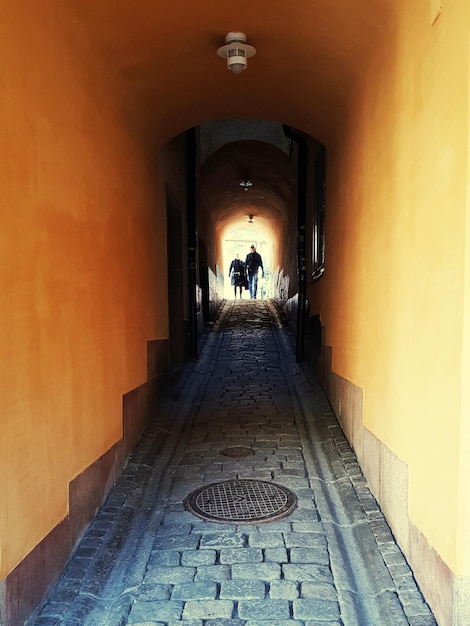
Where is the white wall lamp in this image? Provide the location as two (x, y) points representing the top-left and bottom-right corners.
(217, 32), (256, 75)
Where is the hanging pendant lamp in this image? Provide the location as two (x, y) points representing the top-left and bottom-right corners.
(217, 32), (256, 75)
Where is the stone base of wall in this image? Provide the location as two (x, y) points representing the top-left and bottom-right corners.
(308, 318), (469, 626)
(1, 339), (169, 626)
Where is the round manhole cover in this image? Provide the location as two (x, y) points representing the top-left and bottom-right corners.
(184, 479), (297, 524)
(221, 446), (255, 458)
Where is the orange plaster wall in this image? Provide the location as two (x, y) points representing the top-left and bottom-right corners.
(308, 1), (470, 575)
(0, 2), (168, 577)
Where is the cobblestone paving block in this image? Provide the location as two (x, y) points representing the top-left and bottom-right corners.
(194, 564), (232, 581)
(181, 549), (217, 566)
(237, 470), (274, 480)
(285, 532), (328, 549)
(62, 557), (90, 581)
(182, 599), (235, 620)
(389, 561), (419, 578)
(171, 581), (218, 600)
(46, 592), (100, 623)
(136, 583), (173, 600)
(200, 532), (246, 549)
(369, 520), (395, 544)
(232, 562), (281, 580)
(295, 497), (317, 511)
(253, 460), (282, 470)
(393, 573), (420, 592)
(219, 547), (263, 564)
(263, 547), (288, 563)
(219, 467), (249, 477)
(304, 622), (342, 626)
(293, 597), (341, 621)
(399, 588), (431, 608)
(245, 622), (303, 626)
(269, 580), (299, 599)
(143, 566), (196, 585)
(39, 587), (78, 609)
(128, 600), (184, 623)
(382, 544), (410, 566)
(403, 598), (437, 619)
(78, 533), (104, 549)
(204, 620), (245, 626)
(280, 454), (306, 464)
(274, 478), (310, 492)
(173, 467), (205, 480)
(313, 476), (368, 525)
(238, 599), (291, 620)
(289, 508), (320, 522)
(255, 521), (292, 533)
(283, 563), (334, 584)
(153, 532), (201, 551)
(203, 471), (229, 481)
(220, 579), (266, 600)
(300, 581), (338, 601)
(291, 521), (324, 533)
(247, 532), (285, 548)
(275, 468), (306, 477)
(86, 593), (137, 624)
(73, 543), (101, 559)
(290, 545), (330, 565)
(194, 521), (238, 533)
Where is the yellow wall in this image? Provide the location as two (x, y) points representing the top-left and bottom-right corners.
(309, 0), (470, 576)
(0, 2), (167, 577)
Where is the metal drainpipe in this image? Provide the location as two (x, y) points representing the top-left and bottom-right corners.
(186, 127), (198, 360)
(283, 125), (307, 362)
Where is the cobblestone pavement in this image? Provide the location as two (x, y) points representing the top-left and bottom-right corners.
(29, 300), (438, 626)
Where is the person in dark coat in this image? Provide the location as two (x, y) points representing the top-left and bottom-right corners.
(228, 254), (246, 299)
(245, 245), (264, 299)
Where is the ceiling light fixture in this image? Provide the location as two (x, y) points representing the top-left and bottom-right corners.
(217, 32), (256, 75)
(239, 179), (253, 191)
(247, 214), (254, 223)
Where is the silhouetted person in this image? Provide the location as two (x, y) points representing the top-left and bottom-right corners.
(245, 245), (264, 299)
(228, 253), (246, 299)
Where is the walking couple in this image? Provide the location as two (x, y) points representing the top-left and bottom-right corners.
(228, 245), (264, 299)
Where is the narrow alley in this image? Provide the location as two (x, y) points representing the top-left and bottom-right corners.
(29, 301), (437, 626)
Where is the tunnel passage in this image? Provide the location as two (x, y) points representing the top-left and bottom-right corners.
(196, 132), (298, 292)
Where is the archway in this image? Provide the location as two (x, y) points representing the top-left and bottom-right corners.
(196, 134), (297, 306)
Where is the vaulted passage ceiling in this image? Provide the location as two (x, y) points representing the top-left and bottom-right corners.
(66, 1), (396, 259)
(67, 0), (396, 146)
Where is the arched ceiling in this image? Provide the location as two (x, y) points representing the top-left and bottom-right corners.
(199, 140), (295, 218)
(198, 139), (296, 255)
(66, 0), (396, 270)
(67, 0), (396, 146)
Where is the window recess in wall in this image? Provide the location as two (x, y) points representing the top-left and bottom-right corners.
(312, 144), (326, 280)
